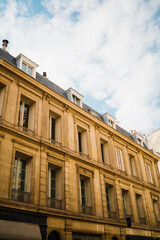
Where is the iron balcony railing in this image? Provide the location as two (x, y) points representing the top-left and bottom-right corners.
(48, 198), (62, 210)
(78, 152), (89, 158)
(11, 189), (30, 203)
(108, 210), (117, 219)
(17, 125), (35, 137)
(156, 220), (160, 228)
(50, 139), (62, 148)
(139, 217), (146, 224)
(81, 205), (92, 215)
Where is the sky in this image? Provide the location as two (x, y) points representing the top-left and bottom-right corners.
(0, 0), (160, 134)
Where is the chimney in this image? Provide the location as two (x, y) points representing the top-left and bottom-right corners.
(2, 39), (9, 52)
(43, 72), (47, 77)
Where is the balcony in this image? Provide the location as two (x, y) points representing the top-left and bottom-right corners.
(12, 189), (30, 203)
(108, 210), (117, 219)
(139, 217), (146, 224)
(50, 139), (62, 148)
(17, 125), (35, 137)
(48, 198), (62, 210)
(78, 152), (89, 158)
(157, 220), (160, 228)
(81, 205), (92, 215)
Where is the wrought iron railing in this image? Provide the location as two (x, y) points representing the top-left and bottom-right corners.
(81, 205), (92, 215)
(17, 125), (35, 137)
(157, 220), (160, 228)
(11, 189), (30, 203)
(139, 217), (146, 224)
(108, 210), (117, 219)
(50, 139), (62, 147)
(48, 198), (62, 209)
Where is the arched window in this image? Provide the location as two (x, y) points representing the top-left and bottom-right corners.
(48, 231), (61, 240)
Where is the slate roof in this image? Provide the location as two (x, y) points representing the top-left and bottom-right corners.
(0, 48), (138, 144)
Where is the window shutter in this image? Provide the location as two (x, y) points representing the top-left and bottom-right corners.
(116, 148), (124, 171)
(145, 163), (153, 184)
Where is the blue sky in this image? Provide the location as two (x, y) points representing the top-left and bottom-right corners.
(0, 0), (160, 134)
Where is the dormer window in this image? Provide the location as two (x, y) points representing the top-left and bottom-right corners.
(65, 88), (83, 108)
(73, 95), (80, 106)
(22, 63), (33, 76)
(16, 54), (38, 78)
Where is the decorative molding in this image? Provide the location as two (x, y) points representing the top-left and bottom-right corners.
(12, 138), (38, 151)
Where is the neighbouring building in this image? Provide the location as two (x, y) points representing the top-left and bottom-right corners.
(0, 39), (160, 240)
(146, 129), (160, 172)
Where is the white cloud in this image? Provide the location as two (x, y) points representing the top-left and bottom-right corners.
(0, 0), (160, 134)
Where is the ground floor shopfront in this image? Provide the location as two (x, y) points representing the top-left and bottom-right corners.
(0, 207), (160, 240)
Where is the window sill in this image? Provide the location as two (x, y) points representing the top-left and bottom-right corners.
(81, 205), (92, 215)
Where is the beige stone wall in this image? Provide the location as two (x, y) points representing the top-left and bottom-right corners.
(0, 59), (160, 239)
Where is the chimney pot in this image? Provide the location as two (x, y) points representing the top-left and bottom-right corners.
(43, 72), (47, 77)
(2, 39), (9, 51)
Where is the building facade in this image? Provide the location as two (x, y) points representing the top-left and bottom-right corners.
(0, 40), (160, 240)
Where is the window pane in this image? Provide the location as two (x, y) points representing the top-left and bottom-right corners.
(23, 104), (29, 128)
(18, 101), (23, 125)
(28, 66), (32, 76)
(78, 131), (82, 152)
(51, 118), (56, 140)
(22, 63), (27, 72)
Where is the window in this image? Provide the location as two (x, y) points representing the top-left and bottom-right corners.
(105, 184), (116, 219)
(78, 131), (82, 152)
(18, 100), (30, 128)
(77, 127), (88, 156)
(100, 140), (110, 165)
(0, 82), (6, 116)
(129, 154), (138, 177)
(122, 189), (131, 218)
(145, 163), (153, 184)
(80, 176), (92, 214)
(48, 165), (62, 209)
(136, 194), (146, 224)
(153, 200), (160, 223)
(12, 154), (31, 203)
(116, 147), (125, 171)
(73, 94), (80, 106)
(49, 112), (61, 144)
(22, 62), (33, 76)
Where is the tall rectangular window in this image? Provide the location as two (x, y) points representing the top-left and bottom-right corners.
(73, 95), (80, 106)
(122, 189), (131, 217)
(50, 117), (56, 141)
(0, 82), (6, 116)
(129, 154), (137, 177)
(100, 140), (110, 165)
(48, 166), (62, 209)
(136, 194), (146, 224)
(77, 127), (88, 156)
(78, 131), (82, 152)
(18, 100), (30, 128)
(81, 179), (86, 206)
(153, 200), (160, 222)
(116, 147), (125, 171)
(101, 143), (105, 163)
(49, 112), (61, 144)
(12, 154), (31, 203)
(80, 177), (92, 215)
(145, 163), (153, 184)
(105, 184), (117, 219)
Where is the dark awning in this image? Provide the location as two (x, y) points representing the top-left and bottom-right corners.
(0, 220), (42, 240)
(126, 235), (154, 240)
